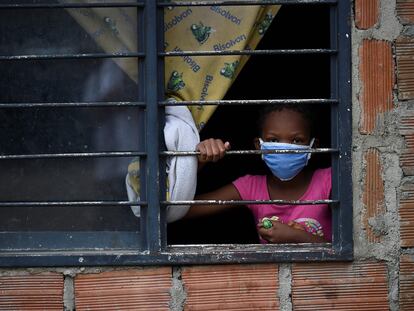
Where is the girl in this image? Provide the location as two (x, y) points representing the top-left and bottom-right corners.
(186, 104), (331, 244)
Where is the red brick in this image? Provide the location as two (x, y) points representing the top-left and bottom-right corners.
(182, 264), (278, 310)
(292, 262), (389, 310)
(363, 148), (385, 243)
(0, 273), (63, 311)
(397, 0), (414, 24)
(396, 37), (414, 100)
(75, 268), (171, 311)
(399, 112), (414, 175)
(400, 150), (414, 175)
(399, 184), (414, 247)
(359, 40), (394, 134)
(355, 0), (379, 29)
(400, 254), (414, 310)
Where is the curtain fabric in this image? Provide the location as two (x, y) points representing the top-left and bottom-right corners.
(64, 2), (280, 128)
(63, 2), (280, 221)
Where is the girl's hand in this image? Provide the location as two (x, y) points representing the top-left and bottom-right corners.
(196, 139), (231, 163)
(258, 219), (326, 244)
(258, 220), (299, 243)
(287, 220), (306, 231)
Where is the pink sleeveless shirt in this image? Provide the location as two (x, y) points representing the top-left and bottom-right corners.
(233, 168), (332, 243)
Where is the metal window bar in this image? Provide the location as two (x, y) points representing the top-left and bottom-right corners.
(0, 152), (146, 160)
(0, 50), (334, 62)
(160, 49), (337, 56)
(162, 199), (338, 206)
(331, 0), (352, 256)
(0, 0), (352, 265)
(0, 53), (145, 61)
(140, 0), (164, 253)
(0, 2), (145, 9)
(157, 0), (338, 7)
(0, 101), (146, 108)
(0, 201), (147, 207)
(159, 99), (338, 106)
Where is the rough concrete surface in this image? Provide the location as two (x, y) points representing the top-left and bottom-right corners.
(278, 264), (292, 311)
(170, 267), (186, 311)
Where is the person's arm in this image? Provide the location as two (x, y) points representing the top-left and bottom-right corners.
(185, 138), (239, 219)
(257, 220), (327, 243)
(184, 183), (242, 219)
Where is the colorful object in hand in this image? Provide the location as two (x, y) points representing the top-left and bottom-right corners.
(262, 216), (279, 229)
(262, 219), (273, 229)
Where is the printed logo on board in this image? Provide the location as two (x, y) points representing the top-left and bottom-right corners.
(257, 13), (273, 35)
(172, 46), (201, 73)
(167, 71), (185, 92)
(104, 16), (119, 36)
(210, 6), (242, 25)
(165, 8), (193, 32)
(220, 61), (239, 79)
(200, 75), (214, 101)
(191, 22), (213, 45)
(213, 34), (247, 51)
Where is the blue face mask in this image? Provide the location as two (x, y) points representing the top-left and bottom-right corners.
(259, 138), (315, 181)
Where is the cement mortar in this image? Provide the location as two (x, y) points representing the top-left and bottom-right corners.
(170, 267), (186, 311)
(63, 275), (75, 311)
(278, 264), (292, 311)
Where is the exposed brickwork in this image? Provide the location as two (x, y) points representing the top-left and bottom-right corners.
(75, 268), (171, 311)
(400, 254), (414, 310)
(292, 262), (389, 310)
(396, 37), (414, 100)
(0, 273), (63, 310)
(359, 40), (394, 134)
(363, 148), (385, 243)
(400, 112), (414, 247)
(400, 111), (414, 176)
(355, 0), (379, 29)
(397, 0), (414, 24)
(182, 264), (278, 310)
(400, 184), (414, 247)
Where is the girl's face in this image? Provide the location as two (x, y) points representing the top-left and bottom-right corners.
(257, 109), (311, 146)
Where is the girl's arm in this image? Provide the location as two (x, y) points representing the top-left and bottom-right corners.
(184, 183), (242, 219)
(184, 137), (238, 219)
(257, 220), (327, 243)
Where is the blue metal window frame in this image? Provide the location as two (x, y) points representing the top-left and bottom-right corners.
(0, 0), (352, 267)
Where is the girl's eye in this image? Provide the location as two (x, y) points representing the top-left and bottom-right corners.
(268, 138), (279, 142)
(292, 138), (304, 144)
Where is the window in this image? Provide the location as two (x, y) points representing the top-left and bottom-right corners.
(0, 0), (352, 266)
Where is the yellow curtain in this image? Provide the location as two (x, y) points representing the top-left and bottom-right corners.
(63, 2), (280, 200)
(164, 4), (280, 130)
(64, 2), (280, 130)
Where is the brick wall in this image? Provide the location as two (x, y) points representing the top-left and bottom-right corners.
(1, 1), (414, 310)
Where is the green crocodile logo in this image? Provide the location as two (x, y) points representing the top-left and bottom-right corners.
(167, 71), (185, 92)
(220, 61), (239, 79)
(191, 22), (213, 45)
(258, 13), (273, 35)
(104, 16), (119, 36)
